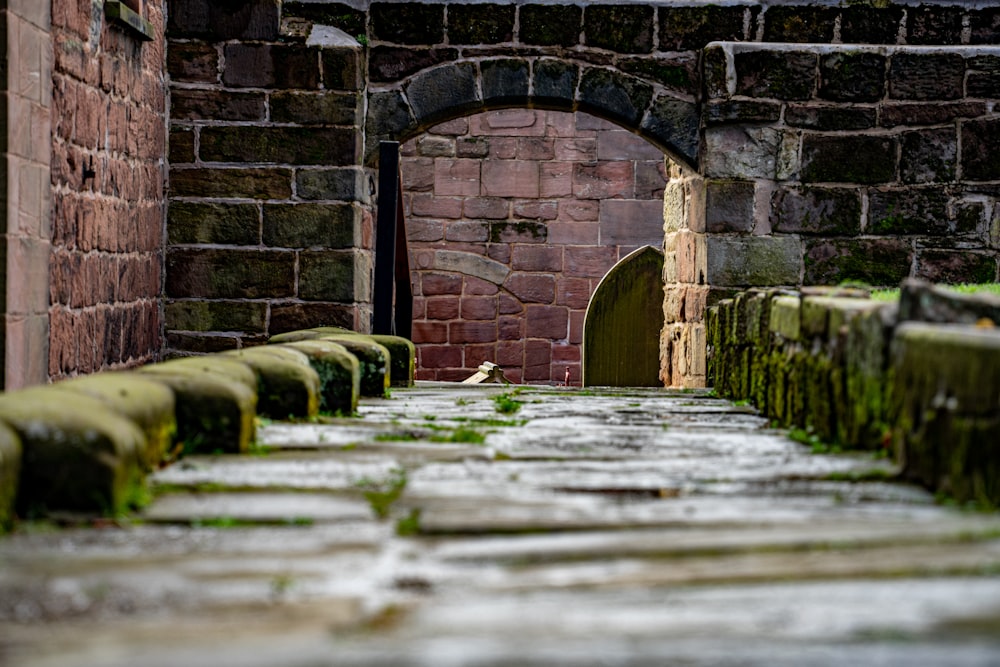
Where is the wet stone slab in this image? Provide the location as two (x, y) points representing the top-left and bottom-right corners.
(2, 383), (1000, 666)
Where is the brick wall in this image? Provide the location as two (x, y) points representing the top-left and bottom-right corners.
(1, 2), (52, 389)
(402, 109), (667, 384)
(164, 0), (370, 354)
(48, 0), (168, 380)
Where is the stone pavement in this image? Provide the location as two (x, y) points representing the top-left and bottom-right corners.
(3, 383), (1000, 666)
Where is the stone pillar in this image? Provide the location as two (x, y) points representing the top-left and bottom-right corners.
(1, 0), (52, 389)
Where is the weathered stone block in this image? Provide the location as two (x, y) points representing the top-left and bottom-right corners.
(899, 128), (957, 184)
(619, 54), (698, 96)
(270, 303), (356, 333)
(368, 47), (458, 84)
(868, 188), (949, 235)
(762, 6), (837, 42)
(448, 4), (514, 44)
(578, 67), (653, 126)
(0, 388), (145, 516)
(881, 102), (986, 129)
(223, 44), (320, 89)
(889, 53), (965, 100)
(166, 248), (296, 299)
(641, 96), (699, 169)
(166, 333), (242, 354)
(297, 334), (389, 397)
(532, 59), (579, 106)
(270, 91), (357, 125)
(167, 41), (219, 83)
(970, 8), (1000, 45)
(659, 6), (748, 50)
(519, 5), (581, 47)
(371, 2), (444, 44)
(584, 5), (653, 54)
(274, 339), (360, 415)
(296, 168), (368, 203)
(801, 135), (896, 184)
(906, 5), (963, 45)
(222, 347), (320, 419)
(735, 50), (816, 100)
(706, 236), (802, 287)
(771, 187), (861, 235)
(263, 203), (359, 249)
(138, 362), (257, 455)
(322, 48), (363, 91)
(200, 127), (356, 165)
(406, 63), (480, 126)
(299, 250), (371, 302)
(168, 0), (280, 40)
(482, 59), (529, 106)
(961, 118), (1000, 182)
(705, 101), (782, 126)
(703, 126), (784, 179)
(171, 89), (265, 122)
(898, 279), (1000, 326)
(60, 373), (177, 471)
(168, 202), (260, 246)
(890, 323), (1000, 504)
(804, 238), (912, 287)
(283, 1), (364, 36)
(916, 251), (998, 285)
(0, 424), (22, 530)
(840, 6), (905, 44)
(169, 128), (195, 164)
(165, 300), (268, 333)
(705, 180), (755, 233)
(819, 52), (886, 103)
(170, 168), (292, 199)
(784, 105), (875, 131)
(769, 295), (801, 341)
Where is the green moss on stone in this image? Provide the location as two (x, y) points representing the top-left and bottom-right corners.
(0, 422), (22, 531)
(276, 340), (361, 415)
(222, 347), (321, 419)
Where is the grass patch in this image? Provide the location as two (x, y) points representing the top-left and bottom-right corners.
(190, 516), (313, 528)
(429, 426), (486, 445)
(493, 391), (523, 415)
(374, 432), (419, 442)
(395, 508), (421, 536)
(356, 468), (407, 520)
(788, 427), (842, 454)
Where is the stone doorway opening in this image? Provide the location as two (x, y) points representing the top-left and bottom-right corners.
(400, 109), (676, 384)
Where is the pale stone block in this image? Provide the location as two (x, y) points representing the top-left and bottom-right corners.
(5, 236), (51, 315)
(482, 159), (539, 198)
(703, 126), (783, 179)
(706, 235), (802, 287)
(4, 313), (49, 389)
(433, 250), (510, 285)
(9, 0), (51, 31)
(662, 180), (686, 232)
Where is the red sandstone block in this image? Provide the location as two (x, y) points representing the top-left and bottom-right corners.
(461, 296), (499, 320)
(573, 162), (634, 199)
(569, 310), (585, 344)
(412, 193), (463, 219)
(438, 368), (472, 382)
(600, 199), (666, 247)
(556, 277), (593, 309)
(464, 276), (499, 296)
(524, 340), (552, 381)
(497, 340), (524, 366)
(426, 296), (461, 320)
(512, 246), (562, 272)
(517, 137), (555, 160)
(554, 138), (597, 161)
(488, 137), (517, 159)
(552, 345), (581, 363)
(504, 273), (555, 303)
(464, 197), (509, 219)
(526, 305), (568, 339)
(565, 246), (617, 278)
(498, 315), (524, 341)
(474, 109), (545, 136)
(450, 321), (497, 343)
(539, 162), (573, 197)
(412, 296), (427, 319)
(407, 218), (445, 242)
(545, 112), (577, 138)
(445, 220), (489, 242)
(499, 293), (523, 315)
(558, 199), (600, 222)
(420, 344), (462, 369)
(434, 158), (480, 196)
(482, 160), (539, 198)
(422, 273), (463, 295)
(504, 368), (524, 384)
(401, 157), (434, 192)
(48, 306), (77, 376)
(598, 129), (664, 160)
(415, 368), (436, 381)
(513, 200), (558, 220)
(430, 118), (469, 136)
(466, 343), (497, 367)
(547, 222), (599, 245)
(487, 244), (511, 264)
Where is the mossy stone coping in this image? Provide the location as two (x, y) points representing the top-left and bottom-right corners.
(59, 373), (178, 470)
(269, 330), (391, 397)
(0, 422), (22, 531)
(221, 347), (321, 419)
(274, 339), (361, 415)
(0, 388), (146, 516)
(271, 328), (415, 388)
(138, 363), (257, 455)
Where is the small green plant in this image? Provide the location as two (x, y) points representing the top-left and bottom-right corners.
(423, 415), (437, 421)
(455, 398), (469, 407)
(248, 441), (273, 457)
(788, 427), (841, 454)
(356, 33), (368, 46)
(374, 432), (419, 442)
(356, 468), (408, 520)
(493, 391), (522, 415)
(430, 427), (486, 445)
(270, 573), (295, 599)
(395, 508), (421, 536)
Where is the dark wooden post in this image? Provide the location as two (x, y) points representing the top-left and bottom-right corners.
(373, 141), (412, 337)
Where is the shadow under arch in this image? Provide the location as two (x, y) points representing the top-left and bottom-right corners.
(365, 58), (700, 171)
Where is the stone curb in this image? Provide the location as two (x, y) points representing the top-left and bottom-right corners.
(0, 328), (416, 529)
(708, 281), (1000, 506)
